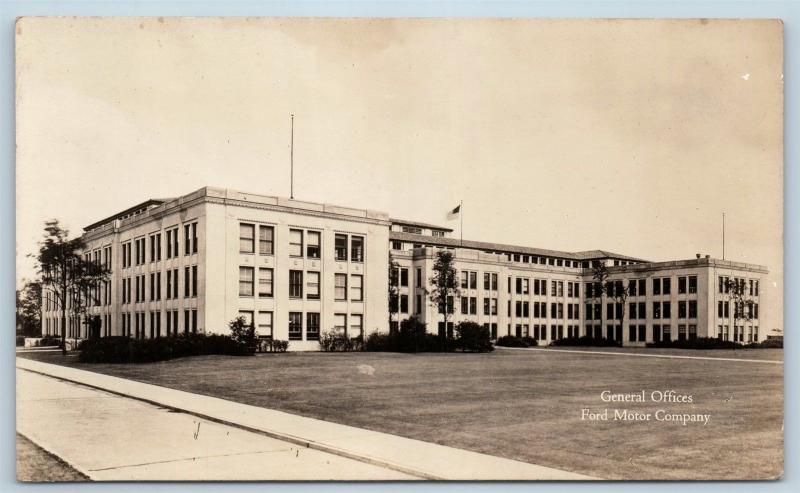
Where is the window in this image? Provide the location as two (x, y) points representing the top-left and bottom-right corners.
(663, 278), (671, 295)
(688, 276), (697, 294)
(391, 240), (403, 250)
(351, 236), (364, 262)
(688, 324), (697, 340)
(239, 310), (254, 328)
(239, 267), (254, 296)
(259, 225), (274, 255)
(307, 271), (320, 299)
(663, 302), (671, 318)
(400, 294), (409, 313)
(170, 228), (179, 258)
(192, 265), (198, 297)
(184, 224), (191, 255)
(484, 298), (490, 315)
(258, 311), (273, 339)
(678, 276), (687, 294)
(289, 312), (302, 340)
(335, 273), (347, 300)
(350, 314), (363, 339)
(351, 274), (363, 301)
(184, 266), (191, 298)
(400, 268), (409, 287)
(307, 231), (321, 258)
(653, 278), (661, 296)
(416, 268), (422, 288)
(239, 224), (255, 253)
(415, 294), (422, 314)
(335, 234), (348, 260)
(306, 312), (320, 340)
(688, 300), (697, 318)
(653, 302), (661, 319)
(150, 234), (160, 262)
(289, 229), (303, 257)
(192, 223), (198, 254)
(289, 270), (303, 298)
(334, 313), (347, 335)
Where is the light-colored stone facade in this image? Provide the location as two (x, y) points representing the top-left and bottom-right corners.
(40, 186), (768, 348)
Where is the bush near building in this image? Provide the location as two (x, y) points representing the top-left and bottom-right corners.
(550, 336), (622, 347)
(38, 335), (64, 348)
(495, 335), (539, 348)
(77, 334), (257, 363)
(454, 321), (494, 352)
(648, 337), (782, 350)
(319, 331), (364, 352)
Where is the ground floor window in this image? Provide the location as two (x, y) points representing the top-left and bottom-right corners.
(258, 311), (273, 339)
(289, 312), (302, 340)
(306, 312), (320, 340)
(350, 314), (363, 339)
(334, 313), (347, 335)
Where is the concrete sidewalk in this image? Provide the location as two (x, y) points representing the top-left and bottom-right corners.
(17, 357), (596, 481)
(17, 369), (415, 480)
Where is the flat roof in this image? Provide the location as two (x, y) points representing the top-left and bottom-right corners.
(390, 218), (454, 232)
(389, 231), (648, 262)
(83, 198), (172, 231)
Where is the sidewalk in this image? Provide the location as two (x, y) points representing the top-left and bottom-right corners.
(17, 357), (596, 481)
(17, 369), (414, 481)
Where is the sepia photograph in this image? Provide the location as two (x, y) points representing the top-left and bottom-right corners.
(14, 16), (783, 481)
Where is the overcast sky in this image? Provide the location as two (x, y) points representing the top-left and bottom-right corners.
(16, 17), (783, 329)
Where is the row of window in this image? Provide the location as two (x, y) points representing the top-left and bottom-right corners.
(236, 310), (364, 342)
(121, 266), (198, 303)
(238, 267), (364, 301)
(718, 276), (760, 296)
(239, 223), (365, 262)
(716, 300), (760, 320)
(121, 223), (198, 268)
(120, 309), (198, 338)
(717, 324), (760, 342)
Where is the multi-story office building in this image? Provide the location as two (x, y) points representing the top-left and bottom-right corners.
(41, 186), (768, 348)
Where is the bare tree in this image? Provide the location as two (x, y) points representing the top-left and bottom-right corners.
(724, 277), (754, 342)
(388, 255), (400, 332)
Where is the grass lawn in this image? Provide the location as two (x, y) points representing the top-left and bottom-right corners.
(18, 347), (783, 480)
(16, 433), (88, 482)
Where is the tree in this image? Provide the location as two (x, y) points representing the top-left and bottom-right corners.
(592, 263), (631, 343)
(388, 256), (400, 332)
(16, 280), (42, 337)
(590, 263), (609, 338)
(34, 220), (110, 354)
(428, 249), (460, 340)
(229, 315), (257, 354)
(724, 278), (754, 342)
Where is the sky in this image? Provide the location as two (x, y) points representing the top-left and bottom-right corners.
(15, 17), (783, 329)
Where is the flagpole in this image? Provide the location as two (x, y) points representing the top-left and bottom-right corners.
(460, 200), (463, 247)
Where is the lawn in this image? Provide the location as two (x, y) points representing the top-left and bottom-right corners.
(16, 433), (88, 482)
(18, 347), (783, 480)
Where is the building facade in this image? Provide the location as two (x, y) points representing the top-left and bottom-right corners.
(41, 186), (768, 348)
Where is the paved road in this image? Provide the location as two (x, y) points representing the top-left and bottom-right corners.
(17, 369), (416, 481)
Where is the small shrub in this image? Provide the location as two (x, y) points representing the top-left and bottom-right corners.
(647, 337), (744, 350)
(752, 337), (783, 349)
(455, 321), (494, 352)
(39, 335), (64, 348)
(229, 316), (257, 354)
(520, 336), (539, 347)
(319, 330), (362, 352)
(495, 335), (531, 348)
(550, 336), (621, 347)
(364, 332), (393, 352)
(257, 339), (289, 353)
(16, 336), (25, 347)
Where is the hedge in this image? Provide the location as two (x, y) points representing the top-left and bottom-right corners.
(77, 334), (259, 363)
(550, 336), (622, 347)
(495, 335), (538, 348)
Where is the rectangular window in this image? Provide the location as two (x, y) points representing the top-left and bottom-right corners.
(678, 300), (687, 318)
(306, 231), (321, 258)
(400, 294), (409, 313)
(662, 301), (671, 318)
(653, 278), (661, 296)
(335, 273), (347, 300)
(350, 314), (363, 339)
(288, 229), (304, 257)
(688, 276), (697, 294)
(400, 268), (409, 287)
(678, 276), (687, 294)
(257, 268), (273, 297)
(415, 294), (422, 314)
(351, 236), (364, 262)
(258, 311), (273, 339)
(653, 302), (661, 319)
(688, 300), (697, 318)
(307, 271), (320, 300)
(192, 265), (198, 296)
(165, 273), (171, 300)
(289, 312), (302, 341)
(239, 267), (254, 296)
(240, 223), (255, 253)
(416, 268), (422, 288)
(663, 278), (671, 295)
(171, 228), (179, 258)
(184, 266), (191, 298)
(306, 312), (320, 340)
(334, 314), (347, 335)
(470, 272), (478, 290)
(192, 223), (198, 254)
(351, 274), (363, 301)
(184, 224), (191, 255)
(289, 270), (303, 298)
(259, 225), (274, 255)
(335, 234), (348, 261)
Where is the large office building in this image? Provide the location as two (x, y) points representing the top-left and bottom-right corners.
(41, 186), (769, 348)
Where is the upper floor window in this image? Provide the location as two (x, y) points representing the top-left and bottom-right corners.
(402, 226), (422, 234)
(307, 231), (321, 259)
(688, 276), (697, 294)
(239, 267), (254, 296)
(391, 240), (403, 250)
(289, 229), (303, 257)
(239, 223), (255, 253)
(289, 270), (303, 298)
(306, 271), (320, 299)
(335, 234), (348, 261)
(351, 236), (364, 262)
(432, 230), (445, 237)
(259, 225), (274, 255)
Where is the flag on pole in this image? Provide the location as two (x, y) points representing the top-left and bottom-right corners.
(446, 204), (461, 220)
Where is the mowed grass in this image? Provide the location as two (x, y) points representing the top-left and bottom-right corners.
(18, 348), (783, 480)
(16, 433), (88, 482)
